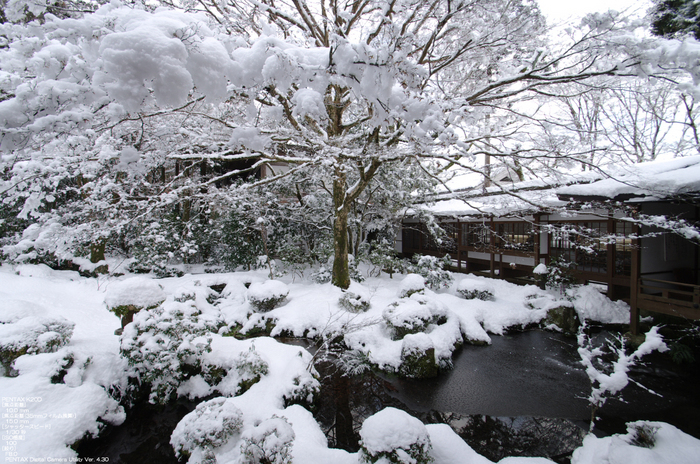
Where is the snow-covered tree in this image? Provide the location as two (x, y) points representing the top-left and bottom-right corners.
(2, 1), (700, 286)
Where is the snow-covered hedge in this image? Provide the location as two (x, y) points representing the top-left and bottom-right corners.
(171, 397), (243, 464)
(359, 407), (432, 464)
(456, 278), (495, 301)
(239, 415), (295, 464)
(0, 316), (74, 375)
(248, 280), (289, 312)
(119, 301), (222, 404)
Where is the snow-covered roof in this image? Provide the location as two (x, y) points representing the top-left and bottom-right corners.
(418, 156), (700, 218)
(425, 188), (566, 217)
(557, 156), (700, 202)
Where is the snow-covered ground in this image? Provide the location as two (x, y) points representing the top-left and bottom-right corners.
(1, 263), (698, 464)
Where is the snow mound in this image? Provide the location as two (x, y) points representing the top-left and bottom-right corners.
(104, 277), (165, 310)
(0, 316), (75, 369)
(572, 421), (700, 464)
(570, 286), (630, 324)
(398, 273), (426, 298)
(533, 263), (548, 275)
(426, 423), (492, 464)
(456, 278), (495, 301)
(171, 397), (243, 461)
(384, 299), (435, 338)
(240, 415), (295, 464)
(248, 280), (289, 312)
(0, 298), (47, 323)
(222, 279), (249, 303)
(360, 407), (431, 463)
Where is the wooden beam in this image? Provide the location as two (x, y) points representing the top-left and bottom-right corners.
(534, 214), (541, 266)
(606, 215), (615, 299)
(638, 295), (700, 320)
(457, 220), (462, 271)
(629, 222), (641, 335)
(489, 217), (496, 278)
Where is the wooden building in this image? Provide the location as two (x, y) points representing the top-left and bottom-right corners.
(400, 156), (700, 333)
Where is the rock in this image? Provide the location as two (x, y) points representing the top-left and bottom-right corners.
(399, 334), (438, 379)
(544, 304), (580, 336)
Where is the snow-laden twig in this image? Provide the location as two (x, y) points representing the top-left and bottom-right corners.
(577, 324), (668, 432)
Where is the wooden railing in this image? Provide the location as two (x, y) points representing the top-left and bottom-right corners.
(638, 278), (700, 320)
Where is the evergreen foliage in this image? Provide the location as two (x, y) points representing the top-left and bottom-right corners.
(651, 0), (700, 40)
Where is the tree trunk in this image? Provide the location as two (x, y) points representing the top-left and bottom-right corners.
(90, 240), (106, 263)
(332, 170), (351, 289)
(90, 239), (108, 275)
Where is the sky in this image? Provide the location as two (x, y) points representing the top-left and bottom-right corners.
(537, 0), (652, 22)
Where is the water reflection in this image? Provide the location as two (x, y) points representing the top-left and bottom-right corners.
(388, 331), (591, 419)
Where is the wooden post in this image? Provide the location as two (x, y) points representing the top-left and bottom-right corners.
(629, 222), (641, 335)
(490, 217), (496, 278)
(534, 214), (541, 266)
(457, 220), (462, 272)
(606, 215), (615, 299)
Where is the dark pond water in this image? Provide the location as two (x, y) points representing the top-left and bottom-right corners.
(77, 397), (196, 463)
(388, 329), (700, 435)
(78, 329), (700, 463)
(389, 330), (591, 420)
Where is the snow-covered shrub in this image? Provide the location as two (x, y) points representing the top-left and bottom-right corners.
(339, 292), (371, 313)
(209, 212), (264, 271)
(456, 278), (495, 301)
(310, 266), (332, 284)
(398, 274), (426, 298)
(283, 374), (321, 409)
(339, 282), (371, 313)
(220, 280), (249, 305)
(359, 407), (432, 464)
(627, 422), (660, 448)
(383, 295), (447, 340)
(104, 277), (166, 317)
(125, 211), (210, 277)
(568, 285), (630, 325)
(384, 301), (433, 340)
(348, 254), (365, 283)
(399, 334), (438, 379)
(248, 280), (289, 312)
(0, 316), (74, 375)
(368, 239), (411, 278)
(119, 302), (221, 404)
(275, 240), (312, 279)
(412, 254), (453, 289)
(171, 397), (243, 464)
(544, 256), (578, 294)
(240, 415), (295, 464)
(231, 345), (269, 394)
